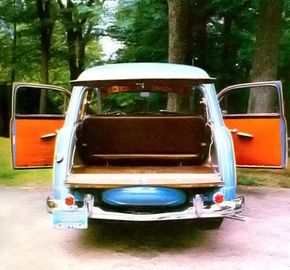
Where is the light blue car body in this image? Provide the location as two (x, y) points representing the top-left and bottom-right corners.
(52, 63), (237, 207)
(12, 63), (289, 228)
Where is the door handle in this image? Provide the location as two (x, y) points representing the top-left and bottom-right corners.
(237, 132), (254, 138)
(40, 132), (57, 140)
(229, 128), (253, 139)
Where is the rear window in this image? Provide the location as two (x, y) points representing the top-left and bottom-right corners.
(84, 84), (205, 116)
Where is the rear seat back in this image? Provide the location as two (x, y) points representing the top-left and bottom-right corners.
(76, 115), (210, 164)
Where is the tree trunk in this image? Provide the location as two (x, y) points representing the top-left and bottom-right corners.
(11, 21), (17, 83)
(168, 0), (192, 64)
(66, 28), (86, 80)
(37, 0), (53, 84)
(78, 31), (86, 77)
(67, 28), (80, 80)
(249, 0), (284, 113)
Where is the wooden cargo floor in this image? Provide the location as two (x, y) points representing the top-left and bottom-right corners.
(66, 165), (223, 188)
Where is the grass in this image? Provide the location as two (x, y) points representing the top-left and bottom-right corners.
(0, 137), (52, 187)
(237, 174), (266, 186)
(0, 136), (289, 188)
(237, 162), (290, 188)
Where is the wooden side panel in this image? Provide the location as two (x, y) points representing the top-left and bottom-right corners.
(14, 118), (64, 167)
(224, 117), (282, 167)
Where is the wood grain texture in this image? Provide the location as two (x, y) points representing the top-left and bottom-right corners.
(67, 165), (222, 188)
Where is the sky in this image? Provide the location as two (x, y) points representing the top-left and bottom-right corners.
(100, 36), (123, 60)
(101, 0), (122, 60)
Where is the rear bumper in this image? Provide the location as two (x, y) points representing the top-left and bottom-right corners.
(47, 195), (245, 222)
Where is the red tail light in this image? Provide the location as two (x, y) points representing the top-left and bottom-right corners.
(65, 194), (75, 206)
(213, 193), (224, 204)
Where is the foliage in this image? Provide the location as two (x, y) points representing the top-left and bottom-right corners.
(106, 0), (289, 126)
(0, 0), (40, 82)
(102, 92), (167, 114)
(56, 0), (104, 80)
(0, 0), (103, 85)
(107, 0), (168, 62)
(207, 0), (259, 86)
(0, 0), (289, 118)
(107, 0), (260, 87)
(278, 2), (290, 122)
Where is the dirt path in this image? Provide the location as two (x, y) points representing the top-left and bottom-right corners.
(1, 186), (290, 270)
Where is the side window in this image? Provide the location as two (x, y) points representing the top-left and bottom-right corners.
(15, 87), (69, 116)
(219, 86), (279, 115)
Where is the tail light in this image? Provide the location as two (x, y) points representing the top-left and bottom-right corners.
(65, 194), (75, 206)
(213, 192), (224, 204)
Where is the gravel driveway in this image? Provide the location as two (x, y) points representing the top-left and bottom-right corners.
(1, 186), (290, 270)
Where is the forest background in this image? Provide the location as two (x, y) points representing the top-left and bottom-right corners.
(0, 0), (289, 134)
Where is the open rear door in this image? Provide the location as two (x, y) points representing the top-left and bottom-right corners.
(218, 81), (287, 168)
(11, 83), (70, 168)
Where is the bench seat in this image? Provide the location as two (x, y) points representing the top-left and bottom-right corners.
(76, 115), (210, 164)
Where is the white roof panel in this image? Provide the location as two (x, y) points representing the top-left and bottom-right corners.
(72, 63), (214, 84)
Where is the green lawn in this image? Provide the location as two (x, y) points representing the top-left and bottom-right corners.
(0, 137), (52, 187)
(237, 163), (290, 188)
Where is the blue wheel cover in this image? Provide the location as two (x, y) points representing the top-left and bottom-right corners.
(102, 186), (186, 207)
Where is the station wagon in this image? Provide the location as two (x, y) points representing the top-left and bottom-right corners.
(10, 63), (288, 229)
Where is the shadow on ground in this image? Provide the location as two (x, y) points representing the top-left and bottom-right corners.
(78, 219), (213, 254)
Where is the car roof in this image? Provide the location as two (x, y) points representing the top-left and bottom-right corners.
(71, 63), (215, 85)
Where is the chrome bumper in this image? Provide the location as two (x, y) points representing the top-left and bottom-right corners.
(47, 195), (245, 222)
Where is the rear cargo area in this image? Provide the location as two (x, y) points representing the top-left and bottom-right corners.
(68, 115), (222, 189)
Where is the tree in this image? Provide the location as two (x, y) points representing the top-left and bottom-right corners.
(249, 0), (284, 112)
(108, 0), (168, 63)
(166, 0), (257, 84)
(168, 0), (192, 64)
(251, 0), (283, 81)
(0, 0), (33, 82)
(0, 0), (51, 83)
(37, 0), (54, 83)
(191, 0), (211, 69)
(0, 0), (104, 84)
(57, 0), (104, 80)
(208, 0), (254, 87)
(0, 19), (13, 82)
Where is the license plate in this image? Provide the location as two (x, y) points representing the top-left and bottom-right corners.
(53, 208), (88, 229)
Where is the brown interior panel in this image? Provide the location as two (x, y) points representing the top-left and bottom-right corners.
(75, 115), (210, 164)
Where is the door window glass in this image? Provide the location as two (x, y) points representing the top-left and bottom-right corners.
(219, 86), (279, 115)
(16, 87), (69, 115)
